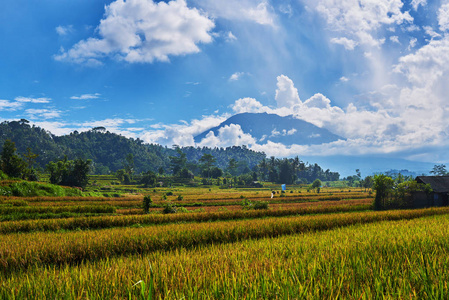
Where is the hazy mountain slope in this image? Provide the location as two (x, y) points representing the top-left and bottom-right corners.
(194, 112), (344, 145)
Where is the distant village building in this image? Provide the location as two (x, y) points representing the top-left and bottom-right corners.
(412, 176), (449, 208)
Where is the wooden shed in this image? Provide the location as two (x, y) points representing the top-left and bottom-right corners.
(413, 176), (449, 208)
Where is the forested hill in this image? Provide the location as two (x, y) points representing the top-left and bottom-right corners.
(0, 120), (266, 174)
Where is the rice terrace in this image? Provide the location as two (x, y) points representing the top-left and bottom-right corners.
(3, 0), (449, 298)
(1, 158), (449, 298)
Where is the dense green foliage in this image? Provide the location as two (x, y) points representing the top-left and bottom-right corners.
(0, 120), (266, 175)
(373, 174), (432, 210)
(257, 157), (340, 184)
(0, 180), (83, 197)
(47, 157), (92, 188)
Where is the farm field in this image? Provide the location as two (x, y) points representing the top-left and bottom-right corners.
(1, 183), (448, 298)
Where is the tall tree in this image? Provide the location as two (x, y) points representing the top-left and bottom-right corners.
(46, 157), (92, 188)
(199, 153), (216, 179)
(227, 158), (238, 176)
(0, 140), (26, 178)
(430, 164), (448, 176)
(169, 147), (187, 175)
(124, 153), (135, 176)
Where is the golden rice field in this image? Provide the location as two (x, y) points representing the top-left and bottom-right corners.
(1, 185), (448, 299)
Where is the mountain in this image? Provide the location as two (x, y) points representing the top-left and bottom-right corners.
(194, 112), (344, 145)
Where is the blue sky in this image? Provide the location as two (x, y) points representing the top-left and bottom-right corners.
(1, 0), (449, 162)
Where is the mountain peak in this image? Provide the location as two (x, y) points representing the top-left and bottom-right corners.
(194, 112), (344, 146)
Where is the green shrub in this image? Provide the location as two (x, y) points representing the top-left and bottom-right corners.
(176, 207), (189, 213)
(241, 198), (252, 210)
(253, 201), (269, 210)
(177, 195), (183, 201)
(166, 191), (173, 196)
(162, 202), (177, 214)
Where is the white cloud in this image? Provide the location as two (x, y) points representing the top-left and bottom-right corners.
(314, 0), (413, 48)
(438, 3), (449, 31)
(395, 36), (449, 87)
(407, 37), (418, 50)
(339, 76), (349, 82)
(389, 36), (400, 44)
(0, 100), (23, 111)
(55, 0), (215, 65)
(197, 124), (256, 147)
(231, 97), (270, 114)
(15, 96), (51, 103)
(330, 37), (357, 50)
(70, 93), (101, 100)
(140, 114), (228, 146)
(25, 109), (62, 119)
(31, 121), (73, 136)
(226, 32), (237, 42)
(411, 0), (427, 11)
(229, 72), (245, 81)
(275, 75), (301, 108)
(55, 25), (73, 36)
(405, 24), (420, 32)
(195, 0), (276, 26)
(423, 26), (441, 39)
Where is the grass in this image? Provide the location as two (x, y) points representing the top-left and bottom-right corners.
(1, 207), (448, 274)
(1, 213), (449, 299)
(0, 179), (447, 299)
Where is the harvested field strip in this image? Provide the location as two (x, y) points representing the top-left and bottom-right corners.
(116, 198), (373, 214)
(12, 195), (373, 208)
(0, 201), (371, 234)
(0, 205), (115, 215)
(2, 213), (447, 299)
(1, 207), (449, 274)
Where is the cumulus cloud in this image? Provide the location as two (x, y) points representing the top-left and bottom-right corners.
(394, 36), (449, 87)
(55, 0), (215, 65)
(197, 124), (256, 147)
(15, 96), (51, 103)
(314, 0), (413, 48)
(70, 93), (101, 100)
(140, 114), (228, 146)
(340, 76), (349, 82)
(275, 75), (301, 108)
(231, 97), (270, 114)
(330, 37), (357, 50)
(0, 100), (23, 111)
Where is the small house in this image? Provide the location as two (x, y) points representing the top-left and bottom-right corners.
(413, 176), (449, 208)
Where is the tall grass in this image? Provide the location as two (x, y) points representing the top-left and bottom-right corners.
(0, 201), (371, 234)
(1, 207), (449, 274)
(1, 213), (448, 299)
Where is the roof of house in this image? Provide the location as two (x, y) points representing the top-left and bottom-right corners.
(415, 176), (449, 193)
